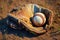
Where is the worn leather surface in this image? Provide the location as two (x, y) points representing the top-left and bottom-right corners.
(8, 4), (53, 34)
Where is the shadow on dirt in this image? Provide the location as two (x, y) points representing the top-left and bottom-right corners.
(0, 18), (42, 38)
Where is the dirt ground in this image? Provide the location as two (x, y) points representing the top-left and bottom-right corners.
(0, 0), (60, 40)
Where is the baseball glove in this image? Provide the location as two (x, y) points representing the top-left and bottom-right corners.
(7, 4), (54, 34)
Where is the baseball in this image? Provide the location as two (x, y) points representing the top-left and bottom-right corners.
(32, 13), (46, 26)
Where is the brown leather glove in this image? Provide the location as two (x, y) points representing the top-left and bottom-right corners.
(8, 4), (54, 34)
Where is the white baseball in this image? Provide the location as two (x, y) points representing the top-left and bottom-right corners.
(32, 13), (46, 26)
